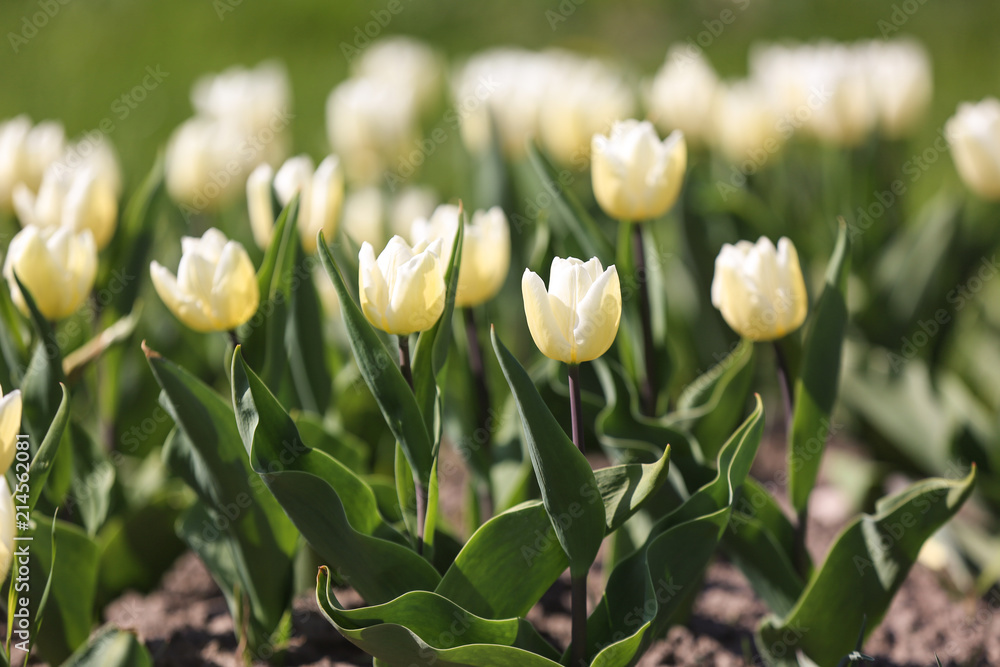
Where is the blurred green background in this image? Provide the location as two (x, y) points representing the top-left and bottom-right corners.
(3, 0), (999, 201)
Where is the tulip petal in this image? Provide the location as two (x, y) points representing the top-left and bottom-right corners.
(358, 241), (389, 331)
(150, 262), (215, 332)
(386, 249), (445, 334)
(0, 390), (22, 475)
(522, 269), (572, 363)
(212, 241), (260, 330)
(573, 266), (621, 362)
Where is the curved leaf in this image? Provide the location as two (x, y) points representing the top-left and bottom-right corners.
(61, 626), (153, 667)
(317, 567), (562, 666)
(756, 468), (976, 666)
(317, 231), (434, 485)
(24, 383), (69, 513)
(594, 446), (671, 533)
(232, 348), (441, 602)
(491, 328), (604, 578)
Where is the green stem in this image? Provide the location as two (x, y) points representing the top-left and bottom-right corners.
(567, 362), (587, 665)
(464, 307), (494, 519)
(774, 341), (809, 575)
(398, 335), (414, 391)
(567, 364), (585, 454)
(398, 334), (425, 554)
(631, 224), (657, 416)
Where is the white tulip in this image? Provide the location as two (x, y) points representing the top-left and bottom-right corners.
(0, 478), (14, 581)
(150, 228), (259, 333)
(13, 162), (118, 249)
(3, 226), (97, 321)
(0, 384), (22, 476)
(711, 236), (808, 341)
(388, 186), (438, 239)
(353, 36), (443, 113)
(946, 98), (1000, 201)
(342, 187), (387, 249)
(591, 120), (687, 221)
(862, 39), (932, 139)
(358, 236), (446, 335)
(191, 61), (291, 136)
(647, 46), (720, 146)
(712, 80), (784, 164)
(522, 257), (621, 364)
(0, 116), (65, 210)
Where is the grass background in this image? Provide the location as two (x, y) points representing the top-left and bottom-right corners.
(2, 0), (999, 201)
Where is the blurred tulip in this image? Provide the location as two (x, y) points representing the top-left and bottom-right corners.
(342, 187), (387, 248)
(247, 155), (344, 253)
(647, 46), (720, 146)
(522, 257), (621, 364)
(191, 61), (291, 137)
(0, 116), (65, 210)
(0, 384), (22, 476)
(712, 80), (784, 164)
(389, 186), (438, 239)
(591, 120), (687, 221)
(411, 204), (510, 307)
(165, 117), (251, 210)
(946, 98), (1000, 201)
(863, 39), (932, 139)
(3, 226), (97, 321)
(711, 236), (808, 341)
(359, 236), (446, 335)
(327, 77), (419, 186)
(150, 228), (259, 333)
(0, 478), (13, 581)
(353, 37), (443, 113)
(13, 163), (118, 249)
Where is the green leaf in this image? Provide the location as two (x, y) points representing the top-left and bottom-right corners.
(145, 345), (298, 649)
(491, 328), (604, 578)
(24, 383), (69, 513)
(286, 245), (332, 413)
(525, 141), (613, 262)
(317, 230), (434, 484)
(61, 626), (153, 667)
(231, 348), (441, 602)
(317, 566), (563, 666)
(594, 446), (671, 533)
(585, 396), (764, 664)
(107, 152), (163, 315)
(789, 220), (850, 512)
(412, 210), (463, 443)
(436, 500), (568, 618)
(24, 515), (100, 664)
(14, 274), (66, 444)
(68, 423), (115, 536)
(395, 443), (418, 548)
(292, 412), (366, 473)
(756, 468), (977, 666)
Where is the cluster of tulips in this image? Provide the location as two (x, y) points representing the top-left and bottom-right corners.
(2, 29), (1000, 667)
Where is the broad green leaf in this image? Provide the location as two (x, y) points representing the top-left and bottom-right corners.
(723, 478), (806, 617)
(525, 141), (613, 262)
(145, 346), (298, 649)
(24, 515), (99, 664)
(24, 383), (69, 513)
(585, 397), (764, 665)
(436, 500), (568, 618)
(61, 626), (153, 667)
(232, 349), (441, 602)
(756, 468), (976, 666)
(317, 567), (562, 666)
(789, 221), (850, 512)
(317, 230), (434, 484)
(13, 274), (65, 443)
(412, 211), (463, 440)
(293, 412), (366, 473)
(594, 446), (671, 533)
(395, 443), (418, 548)
(68, 423), (115, 536)
(491, 328), (604, 578)
(286, 245), (332, 413)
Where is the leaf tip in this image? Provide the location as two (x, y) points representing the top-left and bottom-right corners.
(140, 340), (160, 360)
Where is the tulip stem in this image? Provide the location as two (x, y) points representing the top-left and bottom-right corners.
(631, 224), (657, 416)
(567, 362), (588, 666)
(398, 335), (414, 391)
(464, 308), (494, 518)
(567, 363), (585, 454)
(227, 329), (240, 350)
(774, 341), (809, 575)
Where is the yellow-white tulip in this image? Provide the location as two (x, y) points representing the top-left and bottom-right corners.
(3, 226), (97, 321)
(0, 116), (65, 210)
(591, 120), (687, 222)
(247, 155), (344, 253)
(0, 478), (13, 581)
(647, 46), (720, 146)
(946, 98), (1000, 201)
(342, 187), (387, 249)
(712, 80), (784, 165)
(711, 237), (808, 342)
(150, 228), (259, 333)
(522, 257), (621, 364)
(13, 163), (118, 249)
(411, 204), (510, 307)
(389, 186), (438, 239)
(863, 39), (932, 139)
(359, 236), (446, 335)
(352, 36), (443, 114)
(0, 385), (22, 476)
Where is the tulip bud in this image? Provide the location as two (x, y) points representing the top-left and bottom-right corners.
(711, 237), (808, 342)
(522, 257), (621, 364)
(0, 478), (14, 581)
(0, 384), (22, 476)
(358, 236), (446, 335)
(0, 116), (65, 210)
(353, 37), (443, 114)
(862, 39), (932, 139)
(647, 46), (720, 146)
(946, 98), (1000, 201)
(591, 120), (687, 222)
(3, 226), (97, 321)
(411, 204), (511, 307)
(150, 228), (259, 333)
(246, 155), (344, 253)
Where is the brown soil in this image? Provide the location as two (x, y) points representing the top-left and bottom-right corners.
(81, 433), (1000, 666)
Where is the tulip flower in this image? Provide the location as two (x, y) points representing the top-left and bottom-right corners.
(410, 204), (510, 308)
(711, 236), (808, 342)
(150, 228), (259, 333)
(0, 116), (65, 210)
(359, 236), (447, 337)
(711, 81), (784, 165)
(647, 46), (720, 146)
(0, 478), (13, 581)
(247, 154), (344, 253)
(946, 98), (1000, 201)
(522, 257), (621, 365)
(389, 186), (438, 239)
(13, 163), (119, 249)
(0, 384), (22, 476)
(352, 36), (443, 114)
(3, 226), (97, 321)
(591, 120), (687, 223)
(863, 39), (932, 139)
